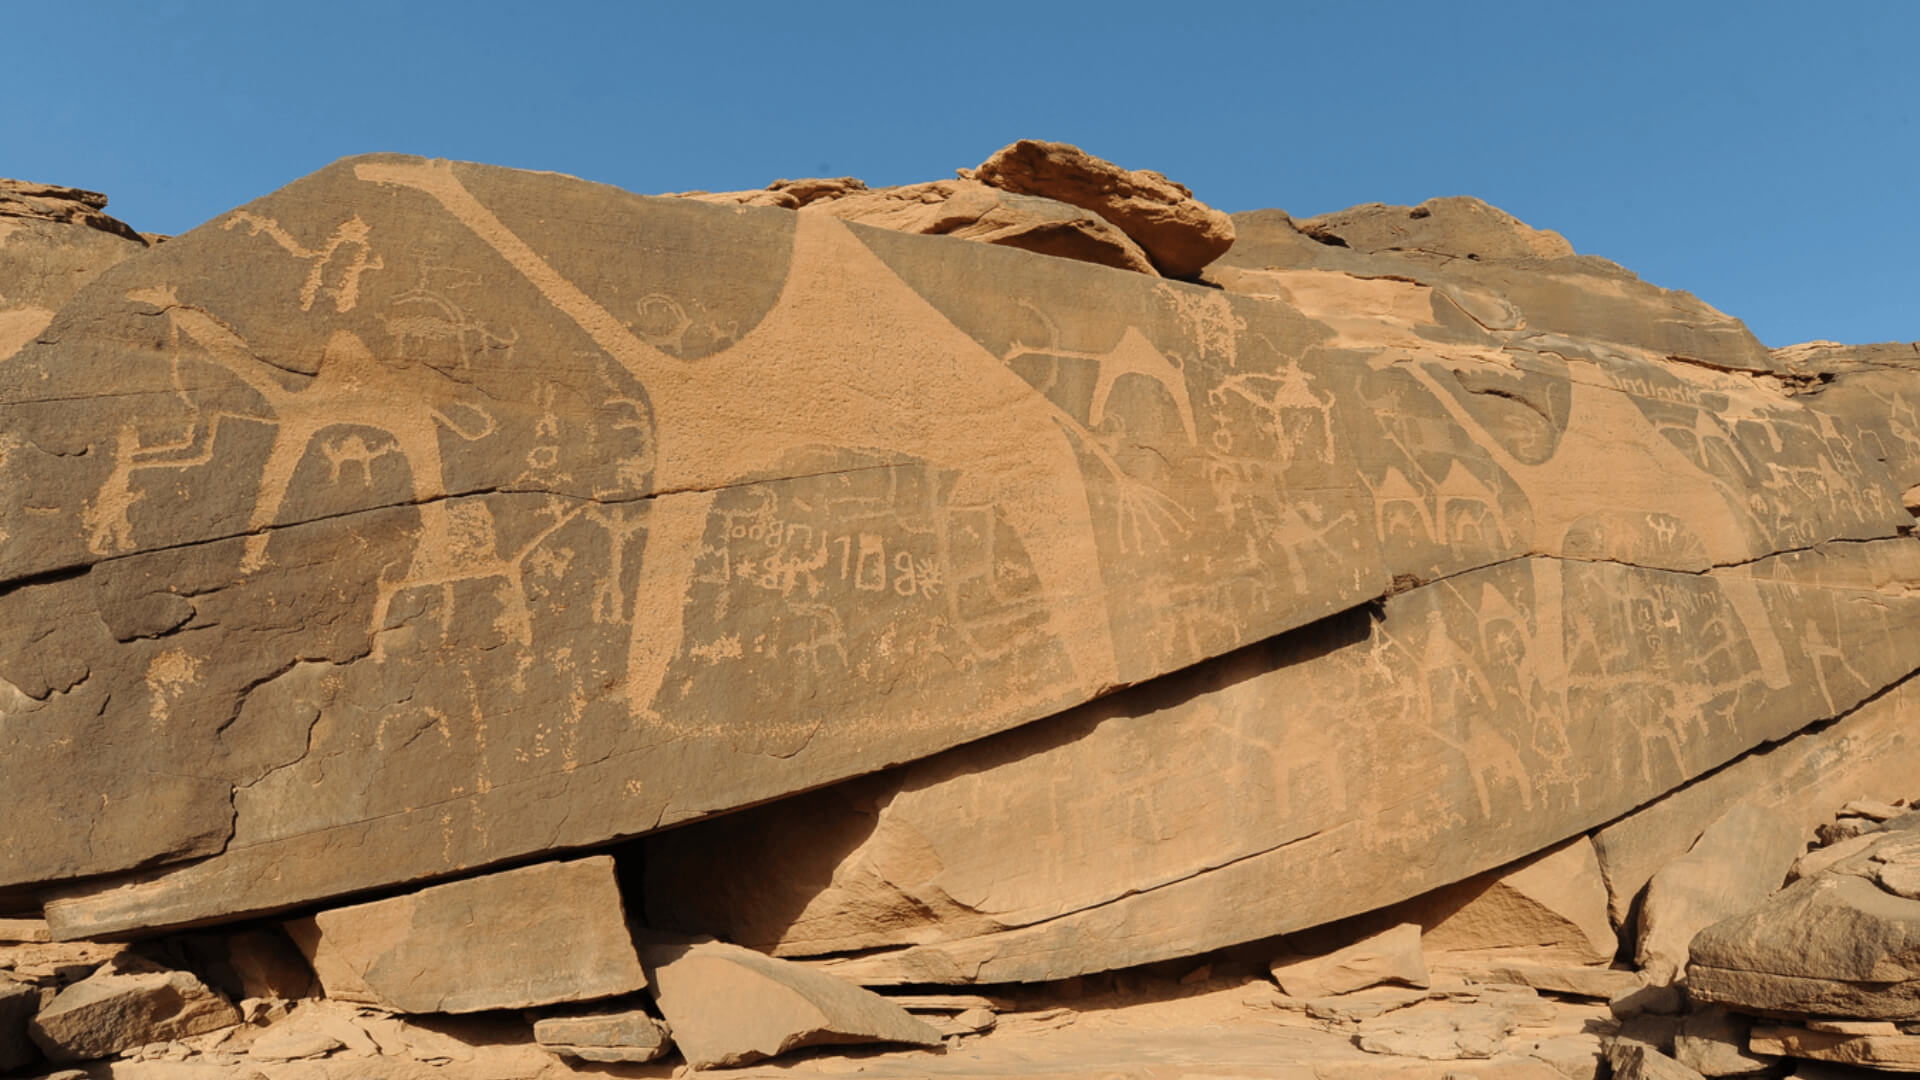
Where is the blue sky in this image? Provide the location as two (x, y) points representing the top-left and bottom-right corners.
(6, 1), (1915, 347)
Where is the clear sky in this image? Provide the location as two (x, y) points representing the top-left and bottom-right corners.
(6, 1), (1915, 348)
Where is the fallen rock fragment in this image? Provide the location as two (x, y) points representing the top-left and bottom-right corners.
(533, 1004), (673, 1064)
(284, 856), (645, 1014)
(1466, 963), (1644, 1001)
(0, 919), (51, 944)
(245, 1027), (343, 1061)
(973, 138), (1235, 277)
(1636, 804), (1802, 981)
(641, 939), (940, 1068)
(1613, 1042), (1710, 1080)
(1751, 1025), (1920, 1072)
(1, 980), (39, 1071)
(28, 957), (239, 1063)
(1270, 923), (1429, 999)
(1673, 1007), (1775, 1076)
(1354, 1002), (1516, 1060)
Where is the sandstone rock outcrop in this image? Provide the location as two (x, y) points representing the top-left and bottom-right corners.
(14, 155), (1909, 945)
(1, 150), (1918, 1079)
(686, 174), (1160, 274)
(971, 139), (1235, 277)
(1688, 823), (1920, 1018)
(0, 179), (151, 363)
(284, 857), (645, 1013)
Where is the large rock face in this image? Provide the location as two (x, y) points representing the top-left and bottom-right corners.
(4, 156), (1916, 957)
(645, 540), (1920, 983)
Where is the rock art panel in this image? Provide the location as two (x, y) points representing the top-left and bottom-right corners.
(1591, 676), (1920, 927)
(5, 156), (1912, 937)
(649, 538), (1920, 983)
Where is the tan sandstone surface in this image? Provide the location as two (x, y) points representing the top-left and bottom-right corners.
(0, 144), (1917, 1079)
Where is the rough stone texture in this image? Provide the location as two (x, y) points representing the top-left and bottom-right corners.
(682, 176), (1159, 275)
(1774, 341), (1920, 509)
(972, 140), (1234, 278)
(1689, 826), (1920, 1018)
(6, 156), (1916, 955)
(0, 918), (50, 943)
(283, 856), (644, 1014)
(135, 929), (315, 1002)
(1673, 1007), (1774, 1076)
(1270, 924), (1429, 999)
(640, 939), (940, 1069)
(1, 179), (151, 365)
(657, 543), (1920, 984)
(0, 979), (38, 1071)
(1751, 1026), (1920, 1072)
(27, 957), (238, 1063)
(1355, 1003), (1517, 1060)
(1461, 964), (1643, 1001)
(1593, 677), (1920, 926)
(1635, 803), (1803, 980)
(533, 1006), (672, 1064)
(1612, 1043), (1709, 1080)
(1407, 838), (1617, 966)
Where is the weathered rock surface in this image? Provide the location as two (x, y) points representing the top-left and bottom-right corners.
(1355, 1002), (1518, 1060)
(1, 179), (151, 365)
(1410, 838), (1617, 966)
(640, 939), (940, 1068)
(1612, 1042), (1709, 1080)
(1271, 923), (1429, 999)
(655, 540), (1920, 984)
(28, 957), (238, 1063)
(1751, 1025), (1920, 1072)
(971, 139), (1235, 277)
(1673, 1007), (1774, 1076)
(0, 979), (38, 1071)
(14, 156), (1912, 942)
(1689, 825), (1920, 1017)
(1635, 803), (1802, 980)
(1593, 677), (1920, 926)
(284, 856), (644, 1013)
(684, 175), (1159, 274)
(532, 1005), (672, 1064)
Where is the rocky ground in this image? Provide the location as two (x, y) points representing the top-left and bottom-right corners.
(4, 797), (1918, 1078)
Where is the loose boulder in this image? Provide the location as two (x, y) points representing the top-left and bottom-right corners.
(284, 856), (645, 1014)
(27, 957), (238, 1063)
(640, 939), (940, 1068)
(1636, 803), (1803, 981)
(1270, 923), (1430, 999)
(533, 1005), (673, 1064)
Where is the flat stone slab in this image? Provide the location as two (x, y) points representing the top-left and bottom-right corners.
(284, 856), (645, 1013)
(1751, 1026), (1920, 1072)
(641, 939), (940, 1068)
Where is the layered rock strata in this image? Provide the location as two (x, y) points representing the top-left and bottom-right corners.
(5, 156), (1914, 953)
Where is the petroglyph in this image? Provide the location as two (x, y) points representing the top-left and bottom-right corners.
(5, 156), (1915, 935)
(647, 539), (1920, 984)
(224, 211), (384, 313)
